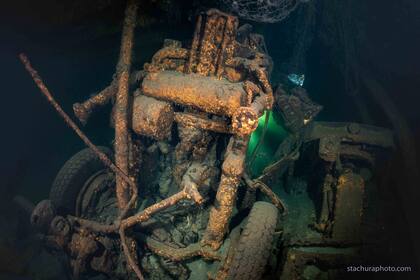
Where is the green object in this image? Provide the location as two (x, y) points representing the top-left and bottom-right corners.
(246, 110), (289, 177)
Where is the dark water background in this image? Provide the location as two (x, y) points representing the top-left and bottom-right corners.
(1, 0), (420, 278)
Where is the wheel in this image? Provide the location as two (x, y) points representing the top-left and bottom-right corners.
(49, 147), (112, 215)
(228, 201), (279, 280)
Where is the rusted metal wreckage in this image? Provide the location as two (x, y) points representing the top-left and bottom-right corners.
(20, 3), (395, 280)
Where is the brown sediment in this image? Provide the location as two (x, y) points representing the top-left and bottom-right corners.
(202, 135), (249, 250)
(114, 0), (138, 211)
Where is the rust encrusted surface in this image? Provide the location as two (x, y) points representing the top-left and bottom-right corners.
(73, 82), (117, 125)
(132, 93), (174, 140)
(187, 9), (238, 77)
(202, 136), (249, 249)
(114, 0), (138, 211)
(142, 71), (247, 117)
(174, 112), (231, 134)
(144, 236), (221, 262)
(24, 7), (281, 279)
(144, 46), (189, 73)
(72, 70), (145, 125)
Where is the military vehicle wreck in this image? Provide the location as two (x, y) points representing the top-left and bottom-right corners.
(20, 2), (395, 280)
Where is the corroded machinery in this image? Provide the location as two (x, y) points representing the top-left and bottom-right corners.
(20, 3), (396, 280)
(24, 8), (280, 280)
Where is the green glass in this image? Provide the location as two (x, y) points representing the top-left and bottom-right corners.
(246, 110), (289, 177)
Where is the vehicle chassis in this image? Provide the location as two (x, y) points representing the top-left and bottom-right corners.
(25, 8), (281, 280)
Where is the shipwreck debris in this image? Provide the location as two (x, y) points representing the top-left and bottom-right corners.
(18, 3), (397, 279)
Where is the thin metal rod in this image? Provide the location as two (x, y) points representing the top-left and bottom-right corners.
(18, 53), (137, 208)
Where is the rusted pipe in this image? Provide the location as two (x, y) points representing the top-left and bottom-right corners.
(72, 70), (144, 125)
(114, 0), (138, 211)
(73, 82), (117, 125)
(174, 112), (231, 134)
(141, 236), (221, 262)
(202, 135), (249, 250)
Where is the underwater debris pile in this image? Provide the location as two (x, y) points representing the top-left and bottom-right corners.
(21, 6), (282, 280)
(19, 2), (396, 280)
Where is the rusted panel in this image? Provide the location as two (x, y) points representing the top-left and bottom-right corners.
(186, 9), (238, 77)
(305, 121), (394, 148)
(196, 13), (225, 76)
(215, 15), (238, 78)
(332, 170), (365, 241)
(131, 94), (174, 140)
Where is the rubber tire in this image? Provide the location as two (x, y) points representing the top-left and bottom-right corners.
(49, 146), (112, 215)
(228, 201), (279, 280)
